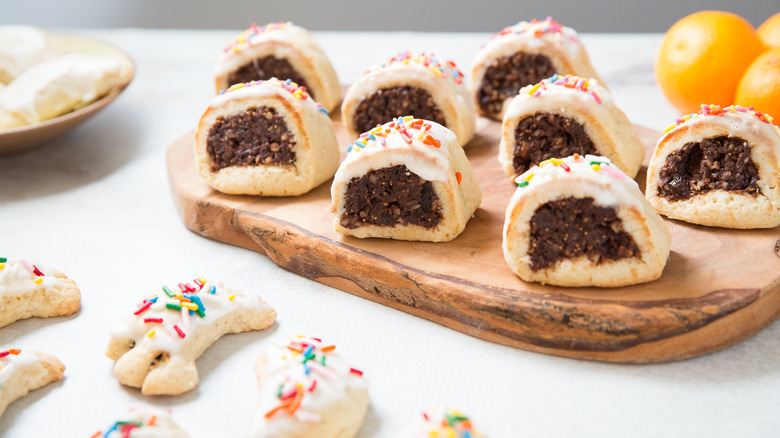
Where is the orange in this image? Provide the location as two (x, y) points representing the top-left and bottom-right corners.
(735, 48), (780, 122)
(758, 11), (780, 48)
(655, 10), (765, 114)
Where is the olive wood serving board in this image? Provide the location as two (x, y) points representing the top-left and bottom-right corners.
(166, 116), (780, 363)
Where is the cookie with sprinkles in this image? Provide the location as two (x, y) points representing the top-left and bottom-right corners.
(0, 258), (81, 328)
(499, 74), (643, 180)
(646, 104), (780, 228)
(195, 77), (340, 196)
(92, 406), (189, 438)
(106, 277), (276, 396)
(471, 17), (603, 120)
(247, 336), (369, 438)
(0, 349), (65, 422)
(214, 22), (340, 112)
(331, 116), (481, 242)
(400, 405), (485, 438)
(503, 154), (670, 287)
(342, 51), (476, 145)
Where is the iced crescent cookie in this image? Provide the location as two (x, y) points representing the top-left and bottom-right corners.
(0, 349), (65, 421)
(106, 277), (276, 396)
(503, 155), (671, 287)
(0, 25), (58, 84)
(499, 74), (643, 179)
(214, 22), (340, 112)
(331, 117), (481, 242)
(471, 17), (603, 120)
(0, 53), (130, 129)
(91, 407), (189, 438)
(342, 51), (475, 145)
(195, 78), (339, 196)
(0, 257), (81, 328)
(247, 336), (369, 438)
(400, 405), (485, 438)
(646, 104), (780, 229)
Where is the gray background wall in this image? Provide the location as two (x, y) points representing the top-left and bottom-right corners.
(2, 0), (778, 32)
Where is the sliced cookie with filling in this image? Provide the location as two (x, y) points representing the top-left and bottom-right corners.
(331, 117), (481, 242)
(106, 276), (276, 396)
(92, 406), (189, 438)
(646, 104), (780, 228)
(195, 78), (339, 196)
(499, 74), (643, 180)
(503, 155), (670, 287)
(399, 405), (485, 438)
(214, 22), (340, 112)
(247, 336), (368, 438)
(0, 257), (81, 328)
(471, 17), (603, 120)
(0, 348), (65, 421)
(342, 51), (475, 145)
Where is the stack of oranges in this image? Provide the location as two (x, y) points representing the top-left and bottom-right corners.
(656, 11), (780, 122)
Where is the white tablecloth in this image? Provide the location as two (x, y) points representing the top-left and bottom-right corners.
(1, 29), (778, 437)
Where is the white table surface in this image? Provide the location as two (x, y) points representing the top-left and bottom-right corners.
(1, 28), (778, 437)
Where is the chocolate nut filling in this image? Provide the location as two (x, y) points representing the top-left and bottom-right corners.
(477, 52), (556, 115)
(529, 197), (641, 271)
(227, 56), (310, 93)
(657, 136), (760, 201)
(513, 113), (596, 175)
(340, 164), (442, 230)
(352, 86), (446, 134)
(206, 106), (296, 172)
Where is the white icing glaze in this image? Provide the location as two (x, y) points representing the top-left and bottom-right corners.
(211, 78), (329, 116)
(0, 350), (41, 388)
(400, 405), (484, 438)
(482, 18), (582, 63)
(515, 154), (642, 209)
(0, 53), (129, 124)
(362, 51), (465, 86)
(663, 105), (780, 141)
(505, 74), (612, 120)
(0, 25), (58, 83)
(98, 406), (189, 438)
(109, 279), (267, 355)
(332, 119), (456, 186)
(247, 336), (368, 438)
(0, 258), (64, 297)
(214, 22), (316, 78)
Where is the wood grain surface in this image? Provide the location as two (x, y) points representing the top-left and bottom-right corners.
(166, 115), (780, 363)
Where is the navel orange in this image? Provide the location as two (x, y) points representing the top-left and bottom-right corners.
(735, 48), (780, 123)
(758, 11), (780, 48)
(655, 11), (765, 114)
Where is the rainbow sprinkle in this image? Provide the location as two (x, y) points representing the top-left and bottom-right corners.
(96, 412), (165, 437)
(423, 408), (481, 438)
(264, 337), (363, 423)
(518, 154), (626, 188)
(128, 277), (220, 341)
(347, 116), (442, 153)
(663, 104), (775, 134)
(223, 22), (290, 54)
(369, 51), (464, 85)
(492, 17), (571, 41)
(521, 74), (603, 104)
(219, 78), (329, 115)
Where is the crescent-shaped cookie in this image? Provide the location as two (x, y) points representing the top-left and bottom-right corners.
(106, 277), (276, 396)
